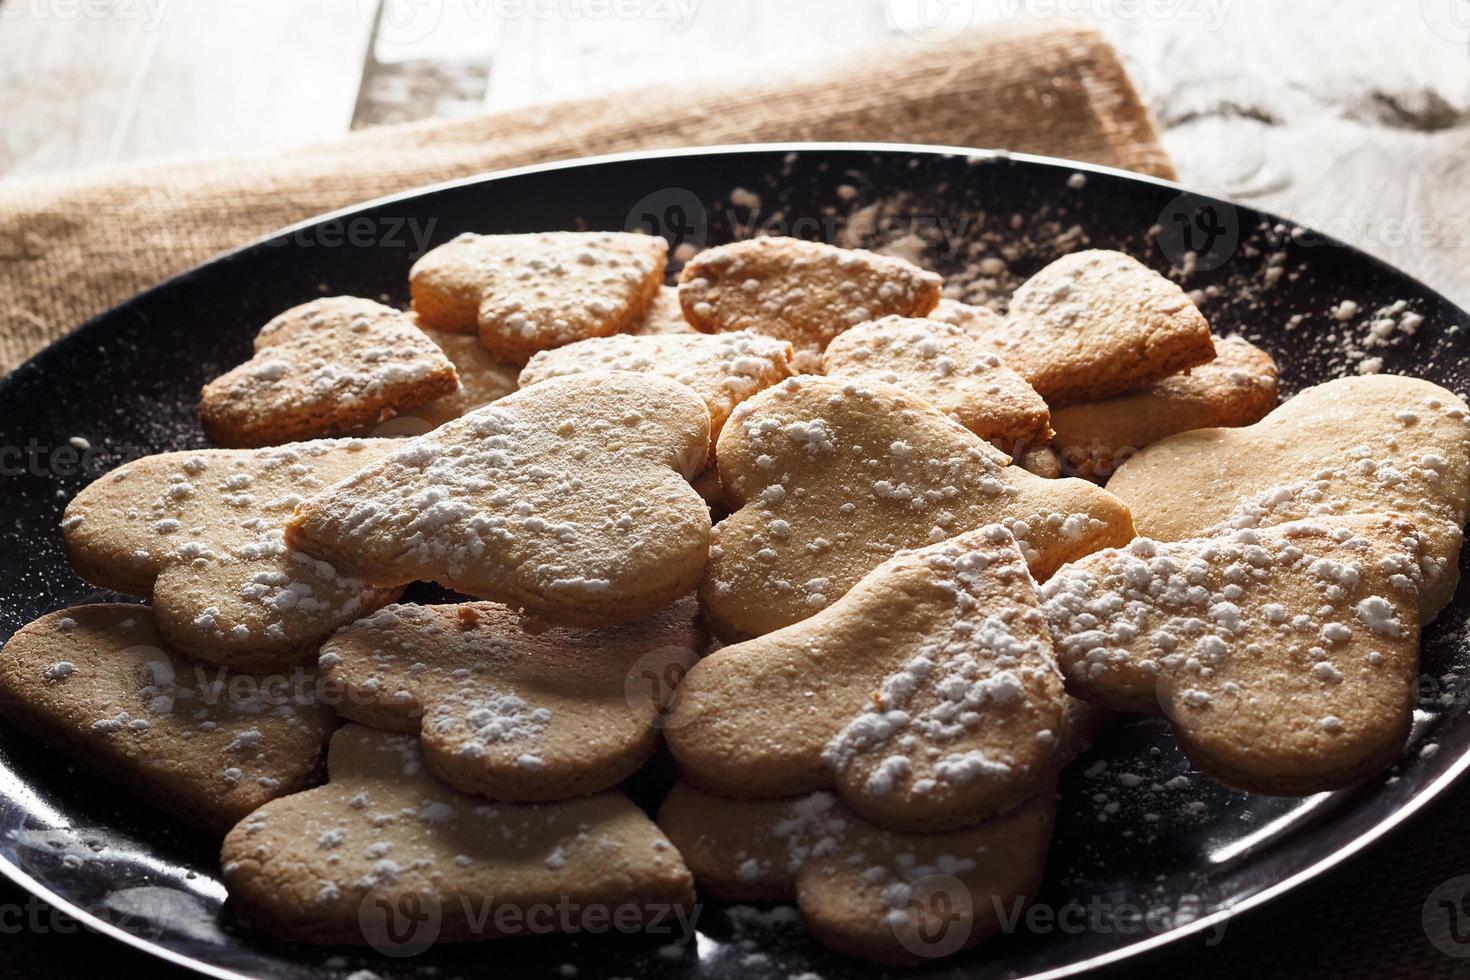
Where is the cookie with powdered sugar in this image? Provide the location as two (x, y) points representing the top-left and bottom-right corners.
(658, 781), (1052, 964)
(0, 606), (331, 833)
(200, 297), (459, 447)
(1050, 334), (1279, 479)
(395, 314), (520, 431)
(409, 231), (667, 362)
(626, 285), (698, 336)
(678, 237), (942, 369)
(671, 526), (1079, 831)
(1043, 514), (1426, 794)
(1107, 374), (1470, 620)
(62, 439), (399, 671)
(1020, 445), (1064, 479)
(317, 597), (701, 801)
(991, 250), (1216, 407)
(519, 329), (794, 449)
(701, 376), (1133, 640)
(221, 724), (695, 944)
(287, 372), (711, 627)
(929, 297), (1005, 336)
(823, 315), (1052, 455)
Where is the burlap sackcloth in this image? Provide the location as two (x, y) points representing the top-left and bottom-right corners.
(0, 22), (1172, 375)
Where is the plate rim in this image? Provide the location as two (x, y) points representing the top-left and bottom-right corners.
(2, 139), (1468, 980)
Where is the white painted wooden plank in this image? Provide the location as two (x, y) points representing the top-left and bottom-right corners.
(1105, 0), (1470, 307)
(482, 0), (890, 111)
(353, 0), (498, 128)
(107, 0), (374, 164)
(1100, 0), (1469, 130)
(3, 0), (1468, 314)
(0, 0), (160, 177)
(0, 0), (373, 176)
(371, 0), (502, 62)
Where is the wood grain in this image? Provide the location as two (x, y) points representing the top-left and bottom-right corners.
(0, 0), (1467, 309)
(353, 0), (497, 128)
(1096, 0), (1470, 308)
(0, 0), (373, 176)
(480, 0), (892, 111)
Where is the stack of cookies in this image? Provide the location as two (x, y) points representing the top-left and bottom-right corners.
(3, 225), (1467, 966)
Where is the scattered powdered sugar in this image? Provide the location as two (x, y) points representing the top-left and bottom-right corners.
(1041, 518), (1424, 766)
(821, 526), (1063, 803)
(65, 439), (391, 652)
(519, 329), (793, 443)
(286, 373), (709, 608)
(203, 297), (456, 441)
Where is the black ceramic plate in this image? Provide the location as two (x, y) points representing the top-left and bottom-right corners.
(1, 143), (1468, 980)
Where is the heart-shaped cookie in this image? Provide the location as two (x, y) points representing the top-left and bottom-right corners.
(1043, 515), (1425, 793)
(658, 782), (1052, 965)
(221, 724), (695, 944)
(200, 297), (459, 448)
(930, 298), (1004, 336)
(1020, 446), (1063, 478)
(671, 527), (1075, 831)
(0, 606), (332, 833)
(822, 315), (1052, 454)
(627, 285), (697, 336)
(678, 237), (942, 369)
(1049, 334), (1279, 479)
(395, 315), (520, 432)
(62, 439), (400, 671)
(318, 596), (702, 801)
(409, 231), (667, 363)
(519, 330), (795, 449)
(990, 250), (1216, 406)
(1107, 375), (1470, 620)
(701, 376), (1134, 639)
(287, 372), (711, 626)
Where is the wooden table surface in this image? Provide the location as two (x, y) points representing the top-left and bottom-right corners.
(1, 0), (1467, 311)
